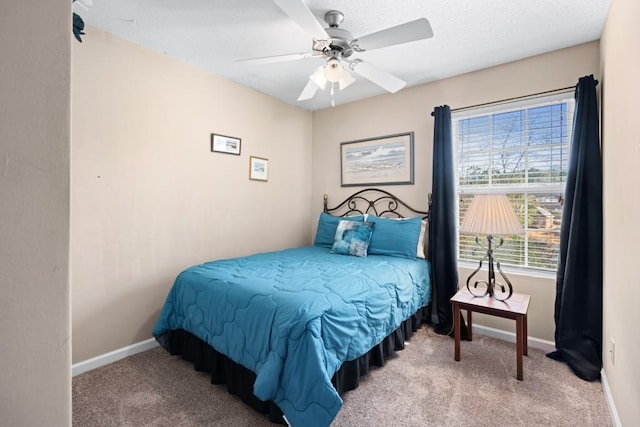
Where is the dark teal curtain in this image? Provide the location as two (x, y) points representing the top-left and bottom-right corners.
(429, 105), (459, 335)
(547, 75), (603, 381)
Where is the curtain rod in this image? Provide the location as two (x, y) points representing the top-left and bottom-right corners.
(431, 85), (577, 116)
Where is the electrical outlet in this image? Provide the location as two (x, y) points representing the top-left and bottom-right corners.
(610, 338), (615, 365)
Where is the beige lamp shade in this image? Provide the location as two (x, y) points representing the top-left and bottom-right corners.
(460, 194), (525, 236)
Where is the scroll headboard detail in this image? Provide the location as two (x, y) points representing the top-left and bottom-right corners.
(324, 188), (431, 219)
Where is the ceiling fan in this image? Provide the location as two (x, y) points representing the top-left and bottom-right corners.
(239, 0), (434, 105)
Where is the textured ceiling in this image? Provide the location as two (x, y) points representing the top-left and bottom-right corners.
(77, 0), (611, 111)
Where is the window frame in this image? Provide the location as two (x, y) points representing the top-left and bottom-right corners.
(452, 92), (575, 276)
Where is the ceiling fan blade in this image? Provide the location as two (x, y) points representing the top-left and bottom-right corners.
(297, 79), (320, 101)
(274, 0), (329, 40)
(354, 18), (433, 51)
(351, 61), (406, 93)
(237, 52), (322, 65)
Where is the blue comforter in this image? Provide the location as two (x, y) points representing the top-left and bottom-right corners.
(153, 246), (431, 427)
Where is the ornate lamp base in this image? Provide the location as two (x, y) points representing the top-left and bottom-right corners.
(466, 235), (513, 301)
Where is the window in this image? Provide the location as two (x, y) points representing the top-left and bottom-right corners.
(453, 93), (575, 272)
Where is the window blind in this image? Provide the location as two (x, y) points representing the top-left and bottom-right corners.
(453, 93), (575, 271)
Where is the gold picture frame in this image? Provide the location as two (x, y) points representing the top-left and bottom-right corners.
(249, 156), (268, 181)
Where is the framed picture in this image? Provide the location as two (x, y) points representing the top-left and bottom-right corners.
(211, 133), (241, 155)
(249, 156), (268, 181)
(340, 132), (414, 187)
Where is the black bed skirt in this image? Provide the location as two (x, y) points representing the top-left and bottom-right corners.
(156, 307), (428, 424)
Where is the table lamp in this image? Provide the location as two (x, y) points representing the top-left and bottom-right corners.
(460, 194), (525, 301)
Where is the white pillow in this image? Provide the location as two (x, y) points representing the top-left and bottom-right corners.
(417, 219), (428, 259)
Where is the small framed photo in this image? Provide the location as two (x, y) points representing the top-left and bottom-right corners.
(249, 156), (269, 181)
(211, 133), (241, 155)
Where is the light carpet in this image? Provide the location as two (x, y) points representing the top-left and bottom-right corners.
(73, 326), (612, 426)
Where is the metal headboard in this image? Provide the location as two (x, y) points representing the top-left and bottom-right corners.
(323, 188), (431, 219)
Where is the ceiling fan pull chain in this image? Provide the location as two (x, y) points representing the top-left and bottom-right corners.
(331, 82), (335, 107)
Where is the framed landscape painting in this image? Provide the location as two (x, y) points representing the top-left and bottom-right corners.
(340, 132), (414, 187)
(249, 156), (268, 181)
(211, 133), (241, 155)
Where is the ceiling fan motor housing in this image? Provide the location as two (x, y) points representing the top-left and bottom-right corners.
(325, 27), (354, 58)
(312, 10), (355, 59)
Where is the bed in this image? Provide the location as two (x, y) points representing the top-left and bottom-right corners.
(153, 188), (432, 427)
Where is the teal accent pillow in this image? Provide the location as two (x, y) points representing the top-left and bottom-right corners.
(330, 220), (375, 257)
(313, 212), (365, 247)
(368, 215), (423, 259)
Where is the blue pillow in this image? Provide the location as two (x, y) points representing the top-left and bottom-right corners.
(313, 212), (365, 247)
(367, 215), (423, 259)
(331, 220), (375, 257)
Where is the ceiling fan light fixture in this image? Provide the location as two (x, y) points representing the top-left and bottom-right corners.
(309, 66), (328, 89)
(324, 58), (344, 82)
(338, 69), (356, 90)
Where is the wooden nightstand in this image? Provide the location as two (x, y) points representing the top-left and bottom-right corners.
(450, 289), (531, 380)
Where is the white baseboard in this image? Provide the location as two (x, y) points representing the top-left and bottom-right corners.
(601, 369), (622, 427)
(72, 337), (159, 377)
(472, 324), (556, 353)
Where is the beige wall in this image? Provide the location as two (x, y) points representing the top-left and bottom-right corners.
(312, 42), (600, 343)
(601, 0), (640, 424)
(72, 29), (313, 363)
(0, 0), (71, 425)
